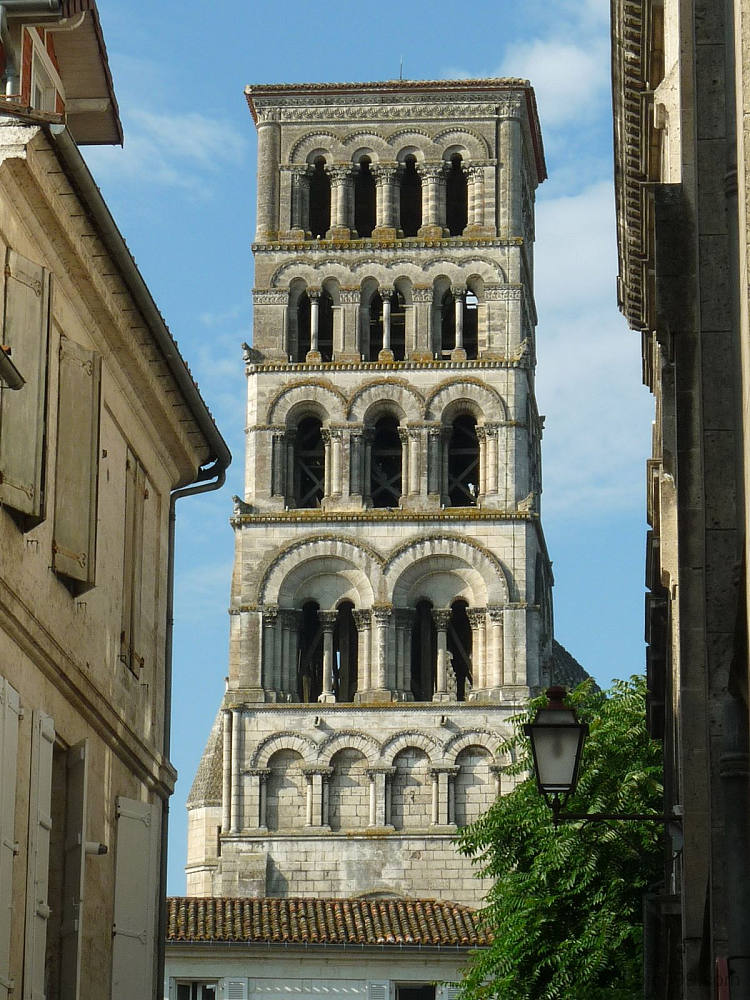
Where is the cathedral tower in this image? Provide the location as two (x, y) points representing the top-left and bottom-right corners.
(186, 79), (551, 904)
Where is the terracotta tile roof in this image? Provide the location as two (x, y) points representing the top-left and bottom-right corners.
(166, 897), (489, 948)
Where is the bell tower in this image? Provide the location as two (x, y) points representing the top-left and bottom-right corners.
(186, 79), (552, 904)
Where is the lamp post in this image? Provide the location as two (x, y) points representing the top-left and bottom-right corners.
(525, 686), (682, 828)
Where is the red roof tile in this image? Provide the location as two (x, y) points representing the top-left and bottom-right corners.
(166, 897), (489, 948)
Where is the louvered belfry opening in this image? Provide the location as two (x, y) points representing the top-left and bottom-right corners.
(448, 415), (479, 506)
(294, 417), (324, 508)
(399, 155), (422, 236)
(370, 416), (402, 507)
(309, 156), (331, 237)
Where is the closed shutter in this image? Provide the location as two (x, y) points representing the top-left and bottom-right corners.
(111, 798), (160, 1000)
(59, 741), (88, 1000)
(435, 988), (460, 1000)
(121, 450), (146, 671)
(368, 983), (390, 1000)
(226, 982), (248, 1000)
(0, 249), (50, 520)
(23, 710), (55, 1000)
(52, 336), (101, 587)
(0, 678), (21, 1000)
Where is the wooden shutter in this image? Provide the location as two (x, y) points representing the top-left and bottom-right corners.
(226, 981), (248, 1000)
(111, 798), (160, 1000)
(368, 983), (391, 1000)
(53, 336), (101, 587)
(0, 678), (21, 1000)
(59, 741), (88, 1000)
(0, 249), (50, 520)
(435, 988), (460, 1000)
(23, 710), (55, 1000)
(121, 450), (145, 671)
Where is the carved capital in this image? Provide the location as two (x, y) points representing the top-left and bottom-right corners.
(466, 607), (487, 628)
(487, 606), (505, 624)
(372, 604), (393, 626)
(317, 610), (338, 630)
(352, 609), (372, 630)
(262, 605), (280, 626)
(432, 609), (452, 630)
(373, 164), (398, 184)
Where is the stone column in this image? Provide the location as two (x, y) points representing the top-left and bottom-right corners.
(255, 112), (280, 241)
(330, 428), (343, 496)
(262, 606), (279, 692)
(278, 608), (300, 698)
(488, 606), (504, 688)
(247, 768), (270, 829)
(271, 429), (286, 497)
(363, 427), (374, 505)
(465, 165), (485, 234)
(486, 422), (500, 495)
(418, 165), (447, 238)
(367, 767), (395, 826)
(353, 609), (372, 694)
(349, 429), (364, 497)
(304, 771), (314, 826)
(452, 287), (466, 360)
(321, 429), (332, 498)
(221, 709), (232, 833)
(373, 165), (398, 237)
(432, 609), (452, 701)
(379, 288), (393, 360)
(285, 428), (296, 505)
(302, 767), (333, 826)
(372, 605), (392, 692)
(476, 425), (488, 497)
(490, 763), (504, 798)
(288, 167), (309, 238)
(440, 427), (451, 502)
(467, 607), (487, 691)
(329, 166), (353, 238)
(430, 767), (459, 825)
(398, 427), (409, 501)
(307, 290), (320, 361)
(393, 608), (415, 695)
(408, 429), (420, 496)
(427, 426), (442, 496)
(499, 112), (523, 237)
(318, 610), (338, 702)
(431, 770), (439, 824)
(230, 708), (242, 833)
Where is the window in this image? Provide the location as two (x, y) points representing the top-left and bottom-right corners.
(369, 293), (383, 360)
(446, 154), (468, 236)
(0, 249), (51, 524)
(298, 600), (322, 701)
(296, 292), (311, 361)
(333, 600), (358, 701)
(308, 157), (331, 238)
(293, 417), (324, 508)
(176, 984), (217, 1000)
(411, 599), (436, 701)
(318, 289), (334, 362)
(390, 290), (406, 361)
(370, 416), (401, 507)
(447, 599), (472, 700)
(355, 157), (376, 237)
(464, 290), (479, 358)
(440, 290), (455, 357)
(399, 156), (422, 236)
(447, 415), (479, 506)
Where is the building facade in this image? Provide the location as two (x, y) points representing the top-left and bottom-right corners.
(186, 78), (553, 913)
(0, 4), (230, 999)
(611, 0), (750, 996)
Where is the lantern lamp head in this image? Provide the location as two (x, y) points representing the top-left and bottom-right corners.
(524, 685), (588, 815)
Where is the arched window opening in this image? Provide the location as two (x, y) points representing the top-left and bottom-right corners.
(464, 291), (479, 359)
(333, 600), (358, 702)
(318, 289), (334, 362)
(355, 157), (376, 237)
(411, 599), (436, 701)
(294, 417), (324, 508)
(447, 600), (472, 701)
(266, 750), (306, 831)
(309, 157), (331, 238)
(400, 155), (422, 236)
(296, 292), (311, 361)
(298, 600), (322, 702)
(370, 416), (402, 507)
(448, 414), (479, 506)
(369, 293), (383, 360)
(446, 154), (468, 236)
(390, 290), (406, 361)
(440, 290), (455, 357)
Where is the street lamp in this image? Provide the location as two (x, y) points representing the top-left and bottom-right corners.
(0, 345), (24, 390)
(525, 685), (682, 828)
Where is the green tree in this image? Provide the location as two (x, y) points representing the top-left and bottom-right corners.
(457, 675), (663, 1000)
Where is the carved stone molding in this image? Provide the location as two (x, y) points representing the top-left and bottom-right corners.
(466, 607), (487, 628)
(484, 285), (522, 301)
(253, 289), (288, 305)
(352, 609), (372, 630)
(432, 609), (452, 630)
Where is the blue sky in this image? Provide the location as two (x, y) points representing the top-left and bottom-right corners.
(83, 0), (652, 894)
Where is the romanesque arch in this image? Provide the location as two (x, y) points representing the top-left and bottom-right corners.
(444, 729), (501, 763)
(252, 731), (319, 768)
(433, 126), (491, 160)
(289, 131), (345, 164)
(319, 729), (381, 766)
(267, 380), (347, 425)
(385, 535), (512, 606)
(381, 730), (441, 766)
(425, 378), (507, 423)
(348, 378), (424, 423)
(260, 535), (382, 608)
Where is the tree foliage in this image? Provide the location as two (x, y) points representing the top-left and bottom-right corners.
(457, 676), (663, 1000)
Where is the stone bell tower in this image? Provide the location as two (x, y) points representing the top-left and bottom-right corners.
(186, 79), (552, 904)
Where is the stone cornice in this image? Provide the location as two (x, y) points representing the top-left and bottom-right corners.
(252, 236), (523, 252)
(230, 508), (537, 526)
(245, 356), (532, 374)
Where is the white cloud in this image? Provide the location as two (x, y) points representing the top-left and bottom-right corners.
(497, 37), (610, 128)
(83, 108), (248, 197)
(533, 180), (653, 515)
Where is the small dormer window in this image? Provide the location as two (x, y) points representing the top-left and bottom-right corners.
(32, 58), (55, 112)
(28, 31), (62, 114)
